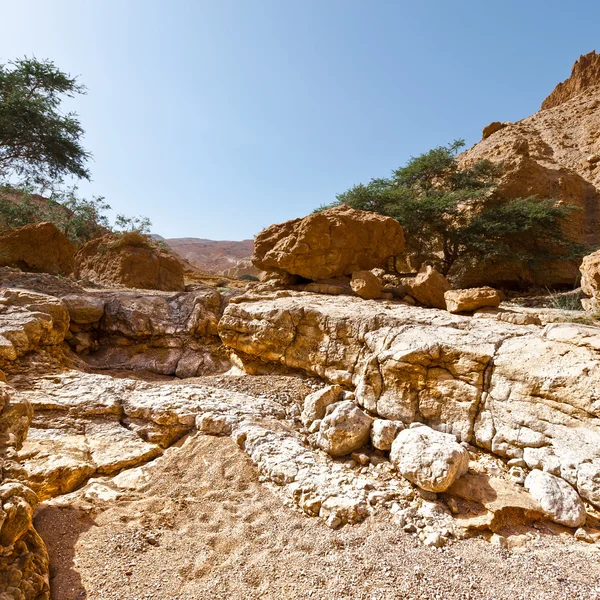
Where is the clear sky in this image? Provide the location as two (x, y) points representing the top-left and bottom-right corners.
(1, 1), (599, 240)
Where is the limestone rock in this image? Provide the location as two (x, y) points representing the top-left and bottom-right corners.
(390, 425), (470, 492)
(0, 222), (75, 275)
(0, 288), (69, 363)
(371, 419), (404, 451)
(317, 400), (373, 457)
(403, 266), (451, 309)
(444, 287), (502, 314)
(62, 294), (106, 324)
(524, 469), (586, 528)
(75, 233), (185, 291)
(301, 385), (343, 427)
(445, 473), (545, 532)
(580, 249), (600, 310)
(252, 205), (405, 280)
(350, 270), (383, 300)
(576, 462), (600, 507)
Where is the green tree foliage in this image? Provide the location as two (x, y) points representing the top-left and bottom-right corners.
(0, 57), (90, 185)
(325, 140), (584, 276)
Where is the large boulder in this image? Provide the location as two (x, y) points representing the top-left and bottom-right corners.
(221, 257), (263, 280)
(444, 287), (502, 314)
(75, 233), (185, 291)
(390, 425), (470, 492)
(580, 249), (600, 311)
(252, 205), (405, 281)
(404, 266), (451, 309)
(0, 222), (75, 275)
(524, 469), (586, 528)
(317, 401), (373, 457)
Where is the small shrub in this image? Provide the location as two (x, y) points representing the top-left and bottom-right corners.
(239, 274), (259, 281)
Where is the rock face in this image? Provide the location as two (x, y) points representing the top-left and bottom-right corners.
(220, 292), (600, 509)
(580, 249), (600, 310)
(444, 287), (502, 314)
(458, 51), (600, 287)
(0, 222), (75, 275)
(404, 266), (451, 309)
(252, 205), (405, 280)
(75, 233), (185, 291)
(524, 470), (586, 528)
(390, 425), (470, 492)
(350, 270), (383, 300)
(68, 289), (229, 377)
(316, 401), (373, 457)
(0, 382), (50, 599)
(542, 50), (600, 110)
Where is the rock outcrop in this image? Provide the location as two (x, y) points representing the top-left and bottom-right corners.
(458, 51), (600, 287)
(220, 291), (600, 509)
(75, 233), (185, 291)
(542, 50), (600, 110)
(252, 205), (405, 280)
(0, 222), (75, 276)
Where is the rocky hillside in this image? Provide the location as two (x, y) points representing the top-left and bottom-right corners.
(458, 51), (600, 285)
(159, 236), (254, 274)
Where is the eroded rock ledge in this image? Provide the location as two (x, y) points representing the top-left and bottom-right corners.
(219, 291), (600, 508)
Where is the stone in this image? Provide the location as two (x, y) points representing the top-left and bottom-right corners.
(301, 385), (343, 427)
(0, 221), (75, 275)
(444, 473), (545, 532)
(350, 270), (383, 300)
(482, 121), (506, 139)
(580, 249), (600, 311)
(403, 266), (451, 309)
(371, 419), (404, 451)
(252, 204), (405, 281)
(221, 257), (263, 280)
(576, 462), (600, 507)
(390, 426), (470, 492)
(62, 294), (106, 324)
(444, 287), (502, 314)
(524, 469), (586, 528)
(317, 400), (373, 457)
(75, 232), (185, 291)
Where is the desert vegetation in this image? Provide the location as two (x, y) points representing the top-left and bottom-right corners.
(0, 57), (151, 245)
(322, 140), (587, 276)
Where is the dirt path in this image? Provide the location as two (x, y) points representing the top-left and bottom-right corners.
(35, 433), (600, 600)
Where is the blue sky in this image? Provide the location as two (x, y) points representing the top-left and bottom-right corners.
(1, 1), (598, 240)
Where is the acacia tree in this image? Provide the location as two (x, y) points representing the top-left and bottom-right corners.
(0, 57), (90, 185)
(327, 140), (584, 276)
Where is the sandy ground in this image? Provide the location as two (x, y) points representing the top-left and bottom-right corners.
(35, 433), (600, 600)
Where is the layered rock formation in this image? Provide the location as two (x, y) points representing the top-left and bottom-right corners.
(75, 233), (185, 291)
(220, 291), (600, 510)
(252, 205), (405, 280)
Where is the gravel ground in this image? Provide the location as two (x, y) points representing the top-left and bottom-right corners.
(35, 433), (600, 600)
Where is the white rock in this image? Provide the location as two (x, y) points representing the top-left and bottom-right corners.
(390, 426), (469, 492)
(524, 469), (586, 528)
(301, 385), (343, 427)
(371, 419), (404, 451)
(577, 462), (600, 507)
(317, 401), (373, 457)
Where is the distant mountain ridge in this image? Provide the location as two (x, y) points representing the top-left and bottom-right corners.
(155, 236), (254, 274)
